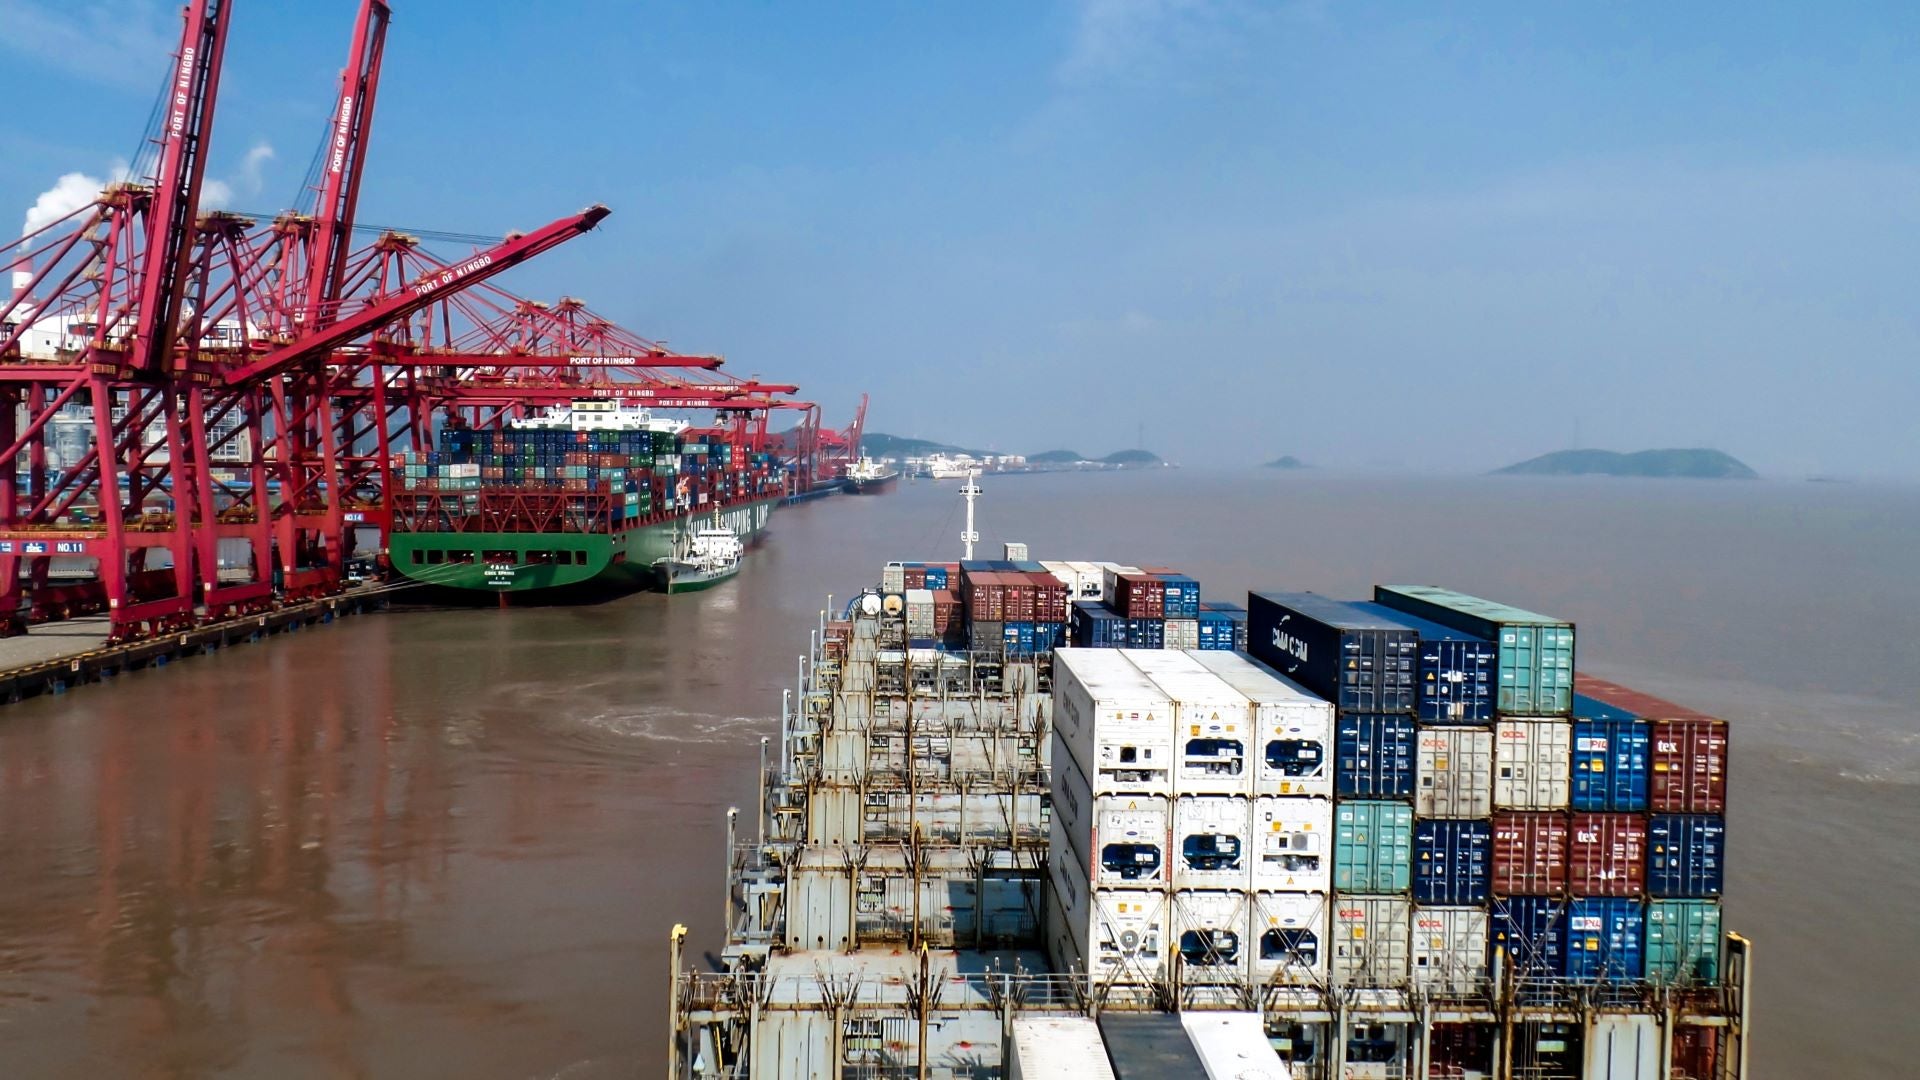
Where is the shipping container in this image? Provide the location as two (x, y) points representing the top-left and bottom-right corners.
(1331, 896), (1412, 987)
(1195, 610), (1237, 651)
(1187, 651), (1334, 798)
(1163, 618), (1200, 651)
(1250, 890), (1329, 986)
(1646, 899), (1722, 985)
(1412, 819), (1491, 905)
(1172, 797), (1251, 890)
(1250, 796), (1333, 892)
(1568, 812), (1650, 897)
(1172, 890), (1252, 984)
(1415, 726), (1494, 818)
(1050, 778), (1171, 887)
(1045, 874), (1168, 989)
(1154, 574), (1202, 619)
(1493, 719), (1572, 810)
(1352, 601), (1499, 723)
(1334, 800), (1413, 894)
(1571, 699), (1651, 812)
(1052, 650), (1176, 794)
(1586, 1015), (1660, 1080)
(1491, 812), (1569, 896)
(1410, 905), (1490, 997)
(1099, 565), (1144, 605)
(1647, 815), (1726, 898)
(1564, 897), (1645, 982)
(1127, 618), (1166, 650)
(1247, 592), (1418, 713)
(1123, 651), (1253, 795)
(1374, 586), (1575, 715)
(1071, 601), (1130, 648)
(1650, 716), (1730, 813)
(1096, 1014), (1208, 1080)
(1179, 1012), (1289, 1080)
(1112, 573), (1168, 619)
(1009, 1017), (1118, 1080)
(1490, 896), (1568, 978)
(1335, 714), (1416, 799)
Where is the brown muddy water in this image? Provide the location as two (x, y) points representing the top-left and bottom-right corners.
(0, 470), (1912, 1077)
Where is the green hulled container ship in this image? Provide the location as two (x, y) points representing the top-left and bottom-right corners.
(388, 400), (782, 598)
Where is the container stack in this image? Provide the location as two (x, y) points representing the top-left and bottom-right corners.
(1064, 564), (1234, 652)
(1045, 647), (1335, 1001)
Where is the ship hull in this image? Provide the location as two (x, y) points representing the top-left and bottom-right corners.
(843, 471), (899, 495)
(389, 495), (778, 598)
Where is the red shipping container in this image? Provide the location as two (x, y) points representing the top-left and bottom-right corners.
(1029, 572), (1070, 622)
(1577, 675), (1728, 813)
(932, 591), (960, 633)
(1670, 1025), (1723, 1080)
(903, 567), (927, 589)
(1567, 812), (1649, 896)
(1112, 572), (1166, 619)
(962, 572), (1007, 622)
(1491, 811), (1569, 896)
(1004, 578), (1038, 621)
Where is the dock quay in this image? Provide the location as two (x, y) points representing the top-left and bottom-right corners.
(0, 590), (385, 705)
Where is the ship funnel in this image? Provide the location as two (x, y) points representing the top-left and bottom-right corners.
(9, 270), (29, 301)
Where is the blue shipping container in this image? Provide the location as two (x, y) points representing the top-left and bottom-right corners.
(1571, 717), (1651, 811)
(1128, 618), (1166, 650)
(923, 567), (949, 590)
(1334, 714), (1416, 798)
(1564, 898), (1645, 982)
(1036, 621), (1069, 650)
(1196, 611), (1237, 651)
(1003, 621), (1037, 656)
(1648, 815), (1726, 898)
(1071, 601), (1129, 648)
(1490, 897), (1567, 978)
(1351, 602), (1498, 724)
(1155, 574), (1202, 618)
(1413, 818), (1492, 905)
(1248, 592), (1419, 713)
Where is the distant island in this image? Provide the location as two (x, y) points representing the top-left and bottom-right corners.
(1494, 448), (1757, 479)
(862, 432), (986, 458)
(1264, 455), (1308, 470)
(1029, 449), (1084, 463)
(1100, 449), (1161, 466)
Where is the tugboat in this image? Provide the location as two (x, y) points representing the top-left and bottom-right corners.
(655, 510), (745, 593)
(842, 456), (900, 495)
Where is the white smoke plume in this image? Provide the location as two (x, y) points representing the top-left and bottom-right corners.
(20, 171), (107, 239)
(239, 141), (275, 195)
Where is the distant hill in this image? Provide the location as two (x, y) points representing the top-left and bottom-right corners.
(1029, 449), (1084, 463)
(1101, 449), (1161, 466)
(863, 432), (984, 458)
(1264, 455), (1308, 470)
(1494, 448), (1757, 479)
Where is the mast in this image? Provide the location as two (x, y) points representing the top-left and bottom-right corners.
(960, 468), (980, 560)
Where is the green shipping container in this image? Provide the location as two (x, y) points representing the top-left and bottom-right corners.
(1646, 899), (1721, 985)
(1374, 585), (1575, 715)
(1334, 800), (1413, 893)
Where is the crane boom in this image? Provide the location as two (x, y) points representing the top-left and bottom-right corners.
(303, 0), (390, 328)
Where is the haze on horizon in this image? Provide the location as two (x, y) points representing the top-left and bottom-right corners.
(4, 1), (1916, 479)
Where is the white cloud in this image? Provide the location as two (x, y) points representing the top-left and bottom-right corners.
(0, 0), (174, 89)
(1056, 0), (1330, 88)
(199, 179), (234, 210)
(20, 172), (108, 239)
(238, 141), (275, 196)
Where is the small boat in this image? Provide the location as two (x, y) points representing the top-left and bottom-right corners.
(842, 456), (900, 495)
(656, 512), (745, 593)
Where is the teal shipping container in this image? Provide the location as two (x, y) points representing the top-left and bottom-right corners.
(1334, 800), (1413, 893)
(1374, 585), (1575, 715)
(1645, 899), (1722, 985)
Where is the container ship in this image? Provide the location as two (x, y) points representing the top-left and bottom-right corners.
(841, 456), (900, 495)
(670, 536), (1748, 1078)
(387, 400), (781, 598)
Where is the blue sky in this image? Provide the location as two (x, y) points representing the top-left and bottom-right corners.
(5, 1), (1918, 476)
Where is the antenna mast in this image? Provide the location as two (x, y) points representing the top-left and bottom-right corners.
(960, 468), (981, 560)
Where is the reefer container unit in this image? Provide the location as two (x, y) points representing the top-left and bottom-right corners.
(1351, 601), (1499, 723)
(1096, 1014), (1208, 1080)
(1123, 650), (1255, 796)
(1251, 890), (1330, 987)
(1179, 1012), (1290, 1080)
(1331, 896), (1413, 987)
(1491, 812), (1570, 897)
(1564, 898), (1646, 982)
(1045, 868), (1168, 989)
(1646, 898), (1723, 985)
(1009, 1017), (1118, 1080)
(1251, 796), (1333, 892)
(1412, 819), (1492, 905)
(1172, 797), (1252, 890)
(1172, 890), (1252, 985)
(1571, 712), (1651, 812)
(1493, 719), (1572, 810)
(1052, 650), (1175, 794)
(1247, 592), (1419, 713)
(1050, 783), (1171, 887)
(1647, 814), (1726, 898)
(1410, 906), (1491, 997)
(1415, 726), (1495, 818)
(1374, 586), (1575, 716)
(1335, 714), (1416, 799)
(1071, 601), (1130, 648)
(1187, 651), (1334, 798)
(1567, 812), (1650, 897)
(1575, 676), (1729, 811)
(1490, 896), (1568, 979)
(1334, 800), (1414, 894)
